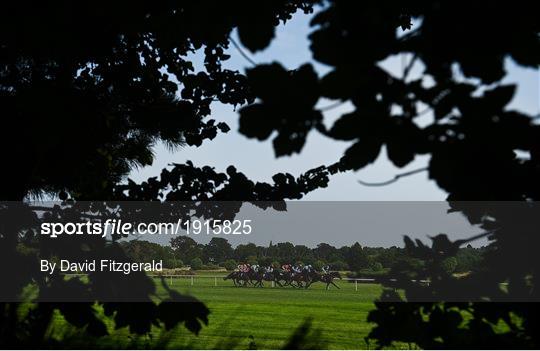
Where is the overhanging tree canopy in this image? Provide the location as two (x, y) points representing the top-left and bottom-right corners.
(1, 0), (539, 348)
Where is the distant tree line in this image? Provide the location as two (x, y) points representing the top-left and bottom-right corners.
(121, 236), (485, 276)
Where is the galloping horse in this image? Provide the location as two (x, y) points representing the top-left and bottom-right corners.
(249, 269), (266, 287)
(249, 267), (285, 287)
(263, 270), (284, 287)
(224, 270), (250, 287)
(280, 270), (317, 288)
(307, 271), (342, 289)
(223, 271), (241, 286)
(289, 272), (306, 288)
(224, 267), (342, 290)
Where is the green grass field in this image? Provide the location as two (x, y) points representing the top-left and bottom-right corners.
(154, 275), (381, 349)
(45, 273), (383, 349)
(39, 273), (515, 349)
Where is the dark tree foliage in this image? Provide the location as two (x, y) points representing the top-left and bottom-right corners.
(0, 0), (319, 347)
(0, 0), (317, 200)
(1, 0), (540, 348)
(202, 237), (233, 264)
(167, 236), (482, 273)
(170, 235), (202, 263)
(232, 1), (540, 348)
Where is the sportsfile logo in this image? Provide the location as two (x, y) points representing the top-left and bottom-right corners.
(41, 219), (135, 238)
(40, 219), (253, 238)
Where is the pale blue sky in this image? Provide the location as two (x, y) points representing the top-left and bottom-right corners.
(131, 12), (539, 202)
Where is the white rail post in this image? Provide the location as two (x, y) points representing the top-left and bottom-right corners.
(170, 275), (173, 286)
(191, 276), (194, 286)
(272, 281), (275, 288)
(355, 279), (358, 291)
(214, 277), (217, 286)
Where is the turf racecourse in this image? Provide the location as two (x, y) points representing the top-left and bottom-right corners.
(150, 274), (381, 349)
(44, 274), (389, 349)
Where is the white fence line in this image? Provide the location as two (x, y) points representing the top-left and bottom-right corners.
(145, 275), (410, 291)
(63, 273), (429, 291)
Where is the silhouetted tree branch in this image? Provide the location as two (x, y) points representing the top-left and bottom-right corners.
(229, 36), (257, 67)
(357, 167), (428, 186)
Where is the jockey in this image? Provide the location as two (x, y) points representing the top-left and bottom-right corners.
(281, 264), (291, 272)
(302, 265), (313, 280)
(292, 265), (301, 274)
(322, 265), (330, 274)
(251, 264), (259, 272)
(267, 266), (274, 273)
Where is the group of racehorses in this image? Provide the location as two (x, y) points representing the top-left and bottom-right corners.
(223, 266), (342, 289)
